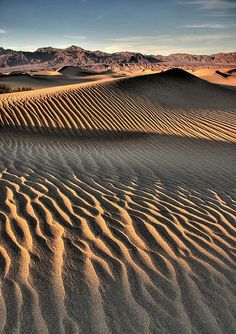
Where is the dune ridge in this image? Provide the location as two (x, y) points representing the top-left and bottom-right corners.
(0, 70), (236, 142)
(0, 70), (235, 333)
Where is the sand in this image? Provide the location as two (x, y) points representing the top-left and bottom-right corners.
(192, 68), (236, 87)
(0, 69), (235, 334)
(2, 66), (236, 92)
(0, 67), (125, 91)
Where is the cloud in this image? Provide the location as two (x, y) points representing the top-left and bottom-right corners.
(104, 43), (230, 56)
(104, 43), (167, 54)
(110, 36), (161, 42)
(104, 33), (236, 55)
(178, 0), (236, 10)
(109, 33), (235, 44)
(204, 11), (236, 16)
(5, 45), (39, 51)
(0, 29), (6, 34)
(177, 33), (236, 42)
(63, 34), (87, 40)
(181, 23), (236, 28)
(109, 35), (175, 43)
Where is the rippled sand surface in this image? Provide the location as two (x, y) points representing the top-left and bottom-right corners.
(0, 69), (235, 334)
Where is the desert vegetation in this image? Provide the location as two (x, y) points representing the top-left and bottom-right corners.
(0, 84), (32, 94)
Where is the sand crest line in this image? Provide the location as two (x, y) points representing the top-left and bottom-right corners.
(0, 70), (235, 142)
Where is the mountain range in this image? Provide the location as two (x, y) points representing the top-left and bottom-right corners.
(0, 45), (236, 72)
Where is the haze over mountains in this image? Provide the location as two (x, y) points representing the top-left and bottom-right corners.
(0, 45), (236, 72)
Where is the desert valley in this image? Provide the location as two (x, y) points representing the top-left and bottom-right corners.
(0, 0), (236, 332)
(0, 55), (235, 333)
(1, 46), (236, 91)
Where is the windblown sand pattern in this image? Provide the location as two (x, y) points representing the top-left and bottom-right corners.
(0, 70), (235, 333)
(0, 70), (236, 141)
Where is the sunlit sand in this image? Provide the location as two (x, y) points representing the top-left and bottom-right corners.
(0, 69), (235, 333)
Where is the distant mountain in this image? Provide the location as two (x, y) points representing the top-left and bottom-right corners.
(0, 45), (235, 71)
(165, 52), (236, 64)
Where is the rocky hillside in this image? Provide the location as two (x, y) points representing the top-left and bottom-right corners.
(0, 45), (235, 71)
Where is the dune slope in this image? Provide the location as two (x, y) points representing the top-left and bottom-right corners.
(193, 68), (236, 87)
(0, 70), (235, 334)
(0, 69), (236, 142)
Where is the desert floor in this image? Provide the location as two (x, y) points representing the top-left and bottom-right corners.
(0, 69), (125, 91)
(0, 69), (235, 334)
(1, 66), (236, 92)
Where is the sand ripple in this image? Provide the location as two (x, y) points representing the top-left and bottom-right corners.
(0, 70), (235, 142)
(0, 132), (235, 333)
(0, 71), (235, 333)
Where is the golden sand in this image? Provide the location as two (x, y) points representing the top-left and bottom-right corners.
(192, 67), (236, 86)
(0, 69), (235, 333)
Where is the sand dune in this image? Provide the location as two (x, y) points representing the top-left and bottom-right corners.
(57, 66), (114, 76)
(0, 69), (236, 141)
(0, 69), (235, 333)
(0, 68), (123, 91)
(193, 68), (236, 87)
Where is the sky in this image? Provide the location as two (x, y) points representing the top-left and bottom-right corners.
(0, 0), (236, 55)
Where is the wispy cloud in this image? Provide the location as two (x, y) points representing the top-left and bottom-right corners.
(110, 36), (161, 42)
(181, 23), (236, 28)
(5, 45), (39, 51)
(63, 34), (87, 40)
(109, 35), (175, 43)
(0, 29), (6, 34)
(109, 33), (235, 44)
(177, 33), (236, 42)
(105, 32), (236, 55)
(104, 43), (230, 56)
(204, 11), (236, 16)
(178, 0), (236, 10)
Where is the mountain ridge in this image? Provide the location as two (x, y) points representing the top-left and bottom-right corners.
(0, 45), (235, 72)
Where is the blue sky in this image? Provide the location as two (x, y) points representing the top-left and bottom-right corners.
(0, 0), (236, 55)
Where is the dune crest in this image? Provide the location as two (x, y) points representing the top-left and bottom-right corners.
(0, 70), (236, 142)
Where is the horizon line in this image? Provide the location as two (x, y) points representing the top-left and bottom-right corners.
(1, 45), (235, 57)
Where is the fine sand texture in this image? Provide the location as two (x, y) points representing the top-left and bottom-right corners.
(0, 69), (235, 334)
(193, 67), (236, 87)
